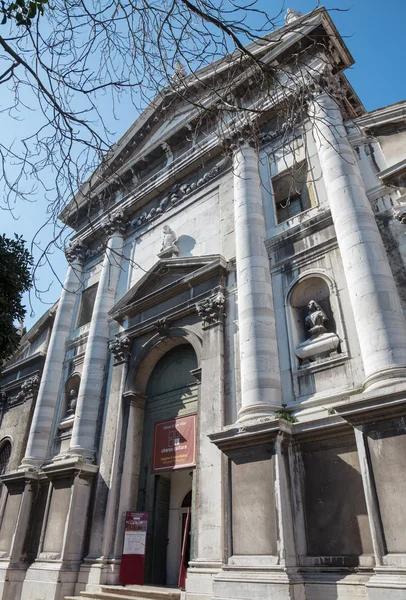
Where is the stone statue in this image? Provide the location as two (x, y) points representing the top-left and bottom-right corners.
(296, 299), (339, 364)
(158, 225), (179, 258)
(305, 300), (328, 338)
(67, 389), (78, 415)
(285, 8), (303, 24)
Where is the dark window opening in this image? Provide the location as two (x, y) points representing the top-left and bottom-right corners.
(272, 160), (313, 223)
(76, 283), (98, 328)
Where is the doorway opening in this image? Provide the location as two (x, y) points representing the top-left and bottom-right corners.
(136, 344), (198, 587)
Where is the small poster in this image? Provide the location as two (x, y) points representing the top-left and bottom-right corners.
(152, 414), (197, 472)
(123, 530), (146, 555)
(122, 512), (148, 555)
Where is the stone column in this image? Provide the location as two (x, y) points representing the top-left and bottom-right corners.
(230, 133), (282, 421)
(310, 92), (406, 389)
(21, 241), (85, 469)
(70, 211), (126, 459)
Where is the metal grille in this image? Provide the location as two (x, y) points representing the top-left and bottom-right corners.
(0, 442), (11, 476)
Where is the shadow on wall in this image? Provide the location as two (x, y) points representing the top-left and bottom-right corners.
(303, 450), (373, 560)
(177, 235), (196, 257)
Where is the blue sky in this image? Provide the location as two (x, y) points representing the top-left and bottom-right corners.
(2, 0), (406, 329)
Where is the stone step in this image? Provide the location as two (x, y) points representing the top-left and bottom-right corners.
(65, 584), (181, 600)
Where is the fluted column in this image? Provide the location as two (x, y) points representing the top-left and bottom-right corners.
(21, 242), (86, 469)
(70, 212), (125, 458)
(230, 134), (282, 421)
(310, 92), (406, 389)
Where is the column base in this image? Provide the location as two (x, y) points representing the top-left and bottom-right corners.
(363, 366), (406, 391)
(213, 567), (304, 600)
(20, 561), (80, 600)
(75, 557), (121, 595)
(237, 403), (280, 423)
(366, 568), (406, 600)
(0, 563), (28, 600)
(186, 560), (222, 600)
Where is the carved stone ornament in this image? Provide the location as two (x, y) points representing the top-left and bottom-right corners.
(219, 118), (258, 153)
(158, 225), (179, 259)
(394, 202), (406, 225)
(156, 317), (170, 338)
(129, 156), (230, 232)
(101, 210), (127, 237)
(8, 374), (41, 405)
(109, 334), (131, 365)
(21, 375), (41, 397)
(295, 300), (340, 364)
(0, 389), (7, 405)
(64, 240), (87, 264)
(196, 289), (226, 329)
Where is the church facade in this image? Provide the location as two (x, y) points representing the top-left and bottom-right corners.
(1, 7), (406, 600)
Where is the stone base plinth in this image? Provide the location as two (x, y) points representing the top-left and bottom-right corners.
(366, 568), (406, 600)
(212, 568), (304, 600)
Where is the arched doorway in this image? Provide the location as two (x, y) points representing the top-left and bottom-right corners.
(136, 344), (198, 586)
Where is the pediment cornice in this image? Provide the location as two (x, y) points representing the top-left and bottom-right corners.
(109, 255), (228, 322)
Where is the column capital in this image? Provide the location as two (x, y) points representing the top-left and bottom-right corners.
(64, 239), (87, 264)
(307, 65), (347, 105)
(218, 119), (258, 154)
(101, 209), (127, 236)
(196, 288), (226, 329)
(109, 334), (131, 365)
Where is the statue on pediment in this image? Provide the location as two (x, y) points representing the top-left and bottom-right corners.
(158, 225), (179, 258)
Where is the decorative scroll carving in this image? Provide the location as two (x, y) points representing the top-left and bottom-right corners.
(64, 240), (87, 264)
(156, 317), (170, 338)
(101, 210), (127, 236)
(109, 334), (131, 365)
(196, 289), (226, 328)
(158, 226), (179, 259)
(129, 156), (231, 231)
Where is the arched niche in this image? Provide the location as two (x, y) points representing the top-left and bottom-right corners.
(287, 273), (343, 366)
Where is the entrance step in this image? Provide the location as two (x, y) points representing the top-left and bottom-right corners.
(65, 584), (181, 600)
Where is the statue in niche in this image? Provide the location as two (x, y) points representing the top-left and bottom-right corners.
(158, 225), (179, 258)
(305, 300), (328, 338)
(67, 389), (78, 416)
(295, 298), (340, 364)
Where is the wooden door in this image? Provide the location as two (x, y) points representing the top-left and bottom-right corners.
(151, 475), (171, 585)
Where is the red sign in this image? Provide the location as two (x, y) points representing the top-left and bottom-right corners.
(152, 414), (196, 472)
(119, 512), (148, 585)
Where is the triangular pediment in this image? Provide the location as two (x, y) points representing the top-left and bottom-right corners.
(110, 255), (227, 321)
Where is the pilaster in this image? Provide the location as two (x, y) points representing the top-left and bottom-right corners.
(186, 291), (225, 599)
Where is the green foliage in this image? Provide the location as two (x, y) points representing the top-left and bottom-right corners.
(276, 410), (297, 424)
(0, 234), (33, 365)
(0, 0), (47, 27)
